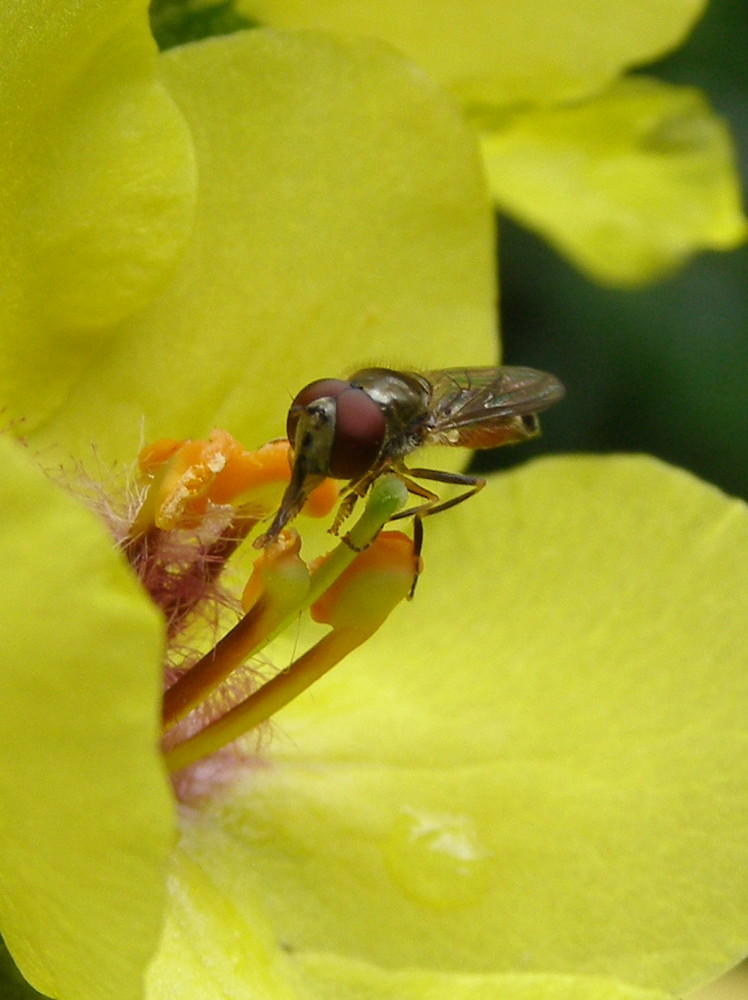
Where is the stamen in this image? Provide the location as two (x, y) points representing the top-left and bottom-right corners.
(162, 475), (411, 772)
(122, 433), (338, 639)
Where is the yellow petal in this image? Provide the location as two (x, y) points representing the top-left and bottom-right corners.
(0, 437), (173, 1000)
(238, 0), (706, 103)
(175, 456), (748, 994)
(0, 0), (196, 432)
(31, 29), (496, 468)
(474, 77), (747, 285)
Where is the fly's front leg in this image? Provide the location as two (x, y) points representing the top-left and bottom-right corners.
(329, 471), (377, 535)
(330, 492), (359, 535)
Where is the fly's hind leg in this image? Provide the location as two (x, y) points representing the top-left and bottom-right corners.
(389, 467), (486, 598)
(407, 513), (425, 599)
(338, 466), (485, 597)
(389, 467), (486, 521)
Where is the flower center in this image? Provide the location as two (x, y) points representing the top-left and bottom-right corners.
(121, 430), (417, 775)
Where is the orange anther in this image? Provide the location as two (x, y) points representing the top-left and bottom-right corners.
(138, 438), (183, 474)
(137, 431), (339, 534)
(303, 476), (339, 519)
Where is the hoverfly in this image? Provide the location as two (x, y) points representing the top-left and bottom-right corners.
(255, 366), (564, 580)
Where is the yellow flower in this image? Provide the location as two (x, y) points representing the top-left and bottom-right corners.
(1, 5), (747, 1000)
(237, 0), (747, 284)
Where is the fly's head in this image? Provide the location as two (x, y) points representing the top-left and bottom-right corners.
(254, 376), (388, 548)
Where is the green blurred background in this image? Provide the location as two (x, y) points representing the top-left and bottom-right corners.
(484, 0), (748, 500)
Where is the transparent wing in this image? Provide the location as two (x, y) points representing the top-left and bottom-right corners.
(422, 366), (565, 448)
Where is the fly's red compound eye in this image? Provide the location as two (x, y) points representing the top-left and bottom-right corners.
(287, 378), (386, 479)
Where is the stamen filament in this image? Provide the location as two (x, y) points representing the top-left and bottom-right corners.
(161, 474), (409, 734)
(161, 582), (305, 732)
(163, 627), (363, 773)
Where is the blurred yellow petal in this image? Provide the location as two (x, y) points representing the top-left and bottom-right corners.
(473, 77), (747, 285)
(151, 853), (677, 1000)
(146, 849), (299, 999)
(167, 456), (748, 994)
(32, 29), (495, 467)
(290, 956), (676, 1000)
(239, 0), (706, 103)
(0, 437), (173, 1000)
(0, 0), (196, 432)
